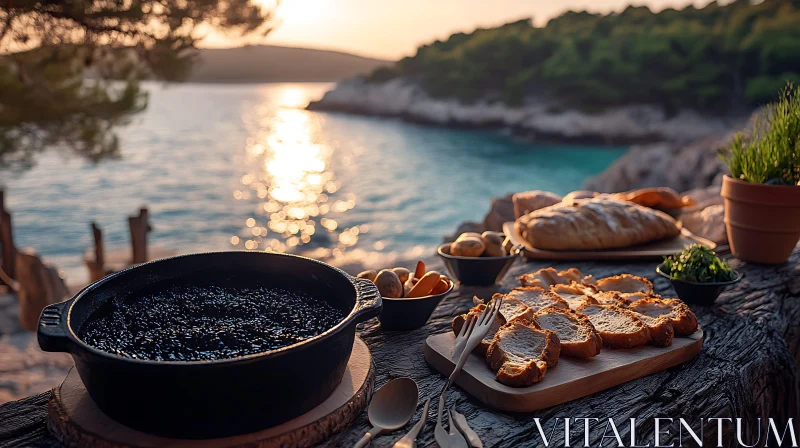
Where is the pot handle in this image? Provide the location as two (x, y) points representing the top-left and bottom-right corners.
(351, 276), (383, 323)
(37, 300), (72, 353)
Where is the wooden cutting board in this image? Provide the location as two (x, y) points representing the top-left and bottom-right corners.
(47, 337), (374, 448)
(424, 330), (703, 412)
(503, 222), (716, 261)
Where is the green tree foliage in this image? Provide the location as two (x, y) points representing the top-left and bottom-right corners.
(369, 0), (800, 111)
(0, 0), (276, 171)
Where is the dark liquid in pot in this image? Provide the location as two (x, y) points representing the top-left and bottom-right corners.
(79, 278), (347, 361)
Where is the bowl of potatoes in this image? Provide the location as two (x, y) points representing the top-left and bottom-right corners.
(358, 261), (454, 331)
(438, 231), (519, 286)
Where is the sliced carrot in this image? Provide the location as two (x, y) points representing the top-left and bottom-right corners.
(406, 271), (440, 298)
(414, 260), (426, 280)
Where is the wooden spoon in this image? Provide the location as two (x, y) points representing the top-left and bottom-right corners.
(353, 377), (419, 448)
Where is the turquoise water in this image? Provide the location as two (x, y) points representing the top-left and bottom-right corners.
(3, 83), (625, 283)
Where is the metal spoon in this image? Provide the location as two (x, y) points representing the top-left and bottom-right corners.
(353, 377), (419, 448)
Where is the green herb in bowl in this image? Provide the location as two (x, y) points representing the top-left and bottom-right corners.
(661, 244), (736, 283)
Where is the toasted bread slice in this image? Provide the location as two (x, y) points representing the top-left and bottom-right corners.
(550, 283), (597, 309)
(576, 304), (650, 349)
(452, 304), (506, 356)
(506, 287), (569, 312)
(489, 294), (536, 323)
(628, 298), (699, 336)
(621, 292), (651, 303)
(486, 321), (561, 387)
(533, 307), (602, 358)
(519, 267), (583, 288)
(591, 274), (654, 294)
(627, 311), (674, 347)
(591, 291), (631, 307)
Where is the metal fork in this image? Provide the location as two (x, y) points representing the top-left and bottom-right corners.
(435, 298), (502, 447)
(446, 297), (502, 390)
(453, 313), (476, 360)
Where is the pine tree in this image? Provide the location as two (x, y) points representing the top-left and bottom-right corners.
(0, 0), (276, 171)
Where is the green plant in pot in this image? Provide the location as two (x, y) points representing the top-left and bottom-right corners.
(720, 84), (800, 264)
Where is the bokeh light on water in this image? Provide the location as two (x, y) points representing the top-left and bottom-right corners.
(232, 86), (363, 255)
(5, 82), (624, 284)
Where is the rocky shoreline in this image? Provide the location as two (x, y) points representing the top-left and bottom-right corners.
(309, 77), (744, 245)
(307, 77), (748, 146)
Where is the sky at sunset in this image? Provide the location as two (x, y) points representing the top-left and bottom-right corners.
(201, 0), (723, 60)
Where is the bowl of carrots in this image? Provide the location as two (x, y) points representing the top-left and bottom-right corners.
(358, 261), (454, 331)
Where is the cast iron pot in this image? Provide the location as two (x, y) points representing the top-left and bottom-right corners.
(37, 251), (381, 439)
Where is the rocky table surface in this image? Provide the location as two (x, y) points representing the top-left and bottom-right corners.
(1, 247), (798, 447)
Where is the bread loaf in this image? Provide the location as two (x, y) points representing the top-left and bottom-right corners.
(515, 198), (680, 251)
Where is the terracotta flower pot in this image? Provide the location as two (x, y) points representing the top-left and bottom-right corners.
(721, 175), (800, 264)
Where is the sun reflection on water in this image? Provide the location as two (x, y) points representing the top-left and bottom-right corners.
(232, 86), (361, 253)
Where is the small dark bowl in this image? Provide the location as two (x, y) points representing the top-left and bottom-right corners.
(656, 263), (742, 305)
(378, 280), (455, 331)
(438, 243), (518, 286)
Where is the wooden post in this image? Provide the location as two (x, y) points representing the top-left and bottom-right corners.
(85, 222), (106, 282)
(0, 190), (18, 284)
(16, 249), (69, 332)
(129, 208), (151, 265)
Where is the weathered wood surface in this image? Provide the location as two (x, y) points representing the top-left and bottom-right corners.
(85, 222), (107, 283)
(15, 250), (69, 332)
(0, 190), (18, 285)
(128, 208), (151, 265)
(1, 246), (798, 447)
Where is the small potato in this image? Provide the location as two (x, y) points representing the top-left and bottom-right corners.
(392, 267), (411, 284)
(451, 236), (485, 257)
(481, 232), (506, 256)
(502, 236), (514, 254)
(481, 231), (505, 246)
(482, 240), (506, 257)
(357, 270), (378, 282)
(404, 277), (418, 297)
(374, 269), (403, 298)
(457, 232), (482, 241)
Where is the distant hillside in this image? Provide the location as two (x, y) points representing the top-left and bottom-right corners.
(188, 45), (391, 83)
(366, 0), (800, 111)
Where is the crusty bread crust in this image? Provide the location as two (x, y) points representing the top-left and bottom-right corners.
(628, 311), (674, 347)
(591, 291), (631, 307)
(490, 294), (535, 323)
(614, 187), (686, 210)
(519, 267), (584, 288)
(550, 283), (597, 310)
(486, 320), (561, 387)
(533, 307), (602, 358)
(506, 287), (569, 312)
(592, 274), (654, 294)
(515, 198), (680, 251)
(628, 298), (699, 336)
(512, 190), (563, 219)
(576, 304), (651, 349)
(620, 292), (651, 303)
(452, 304), (506, 356)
